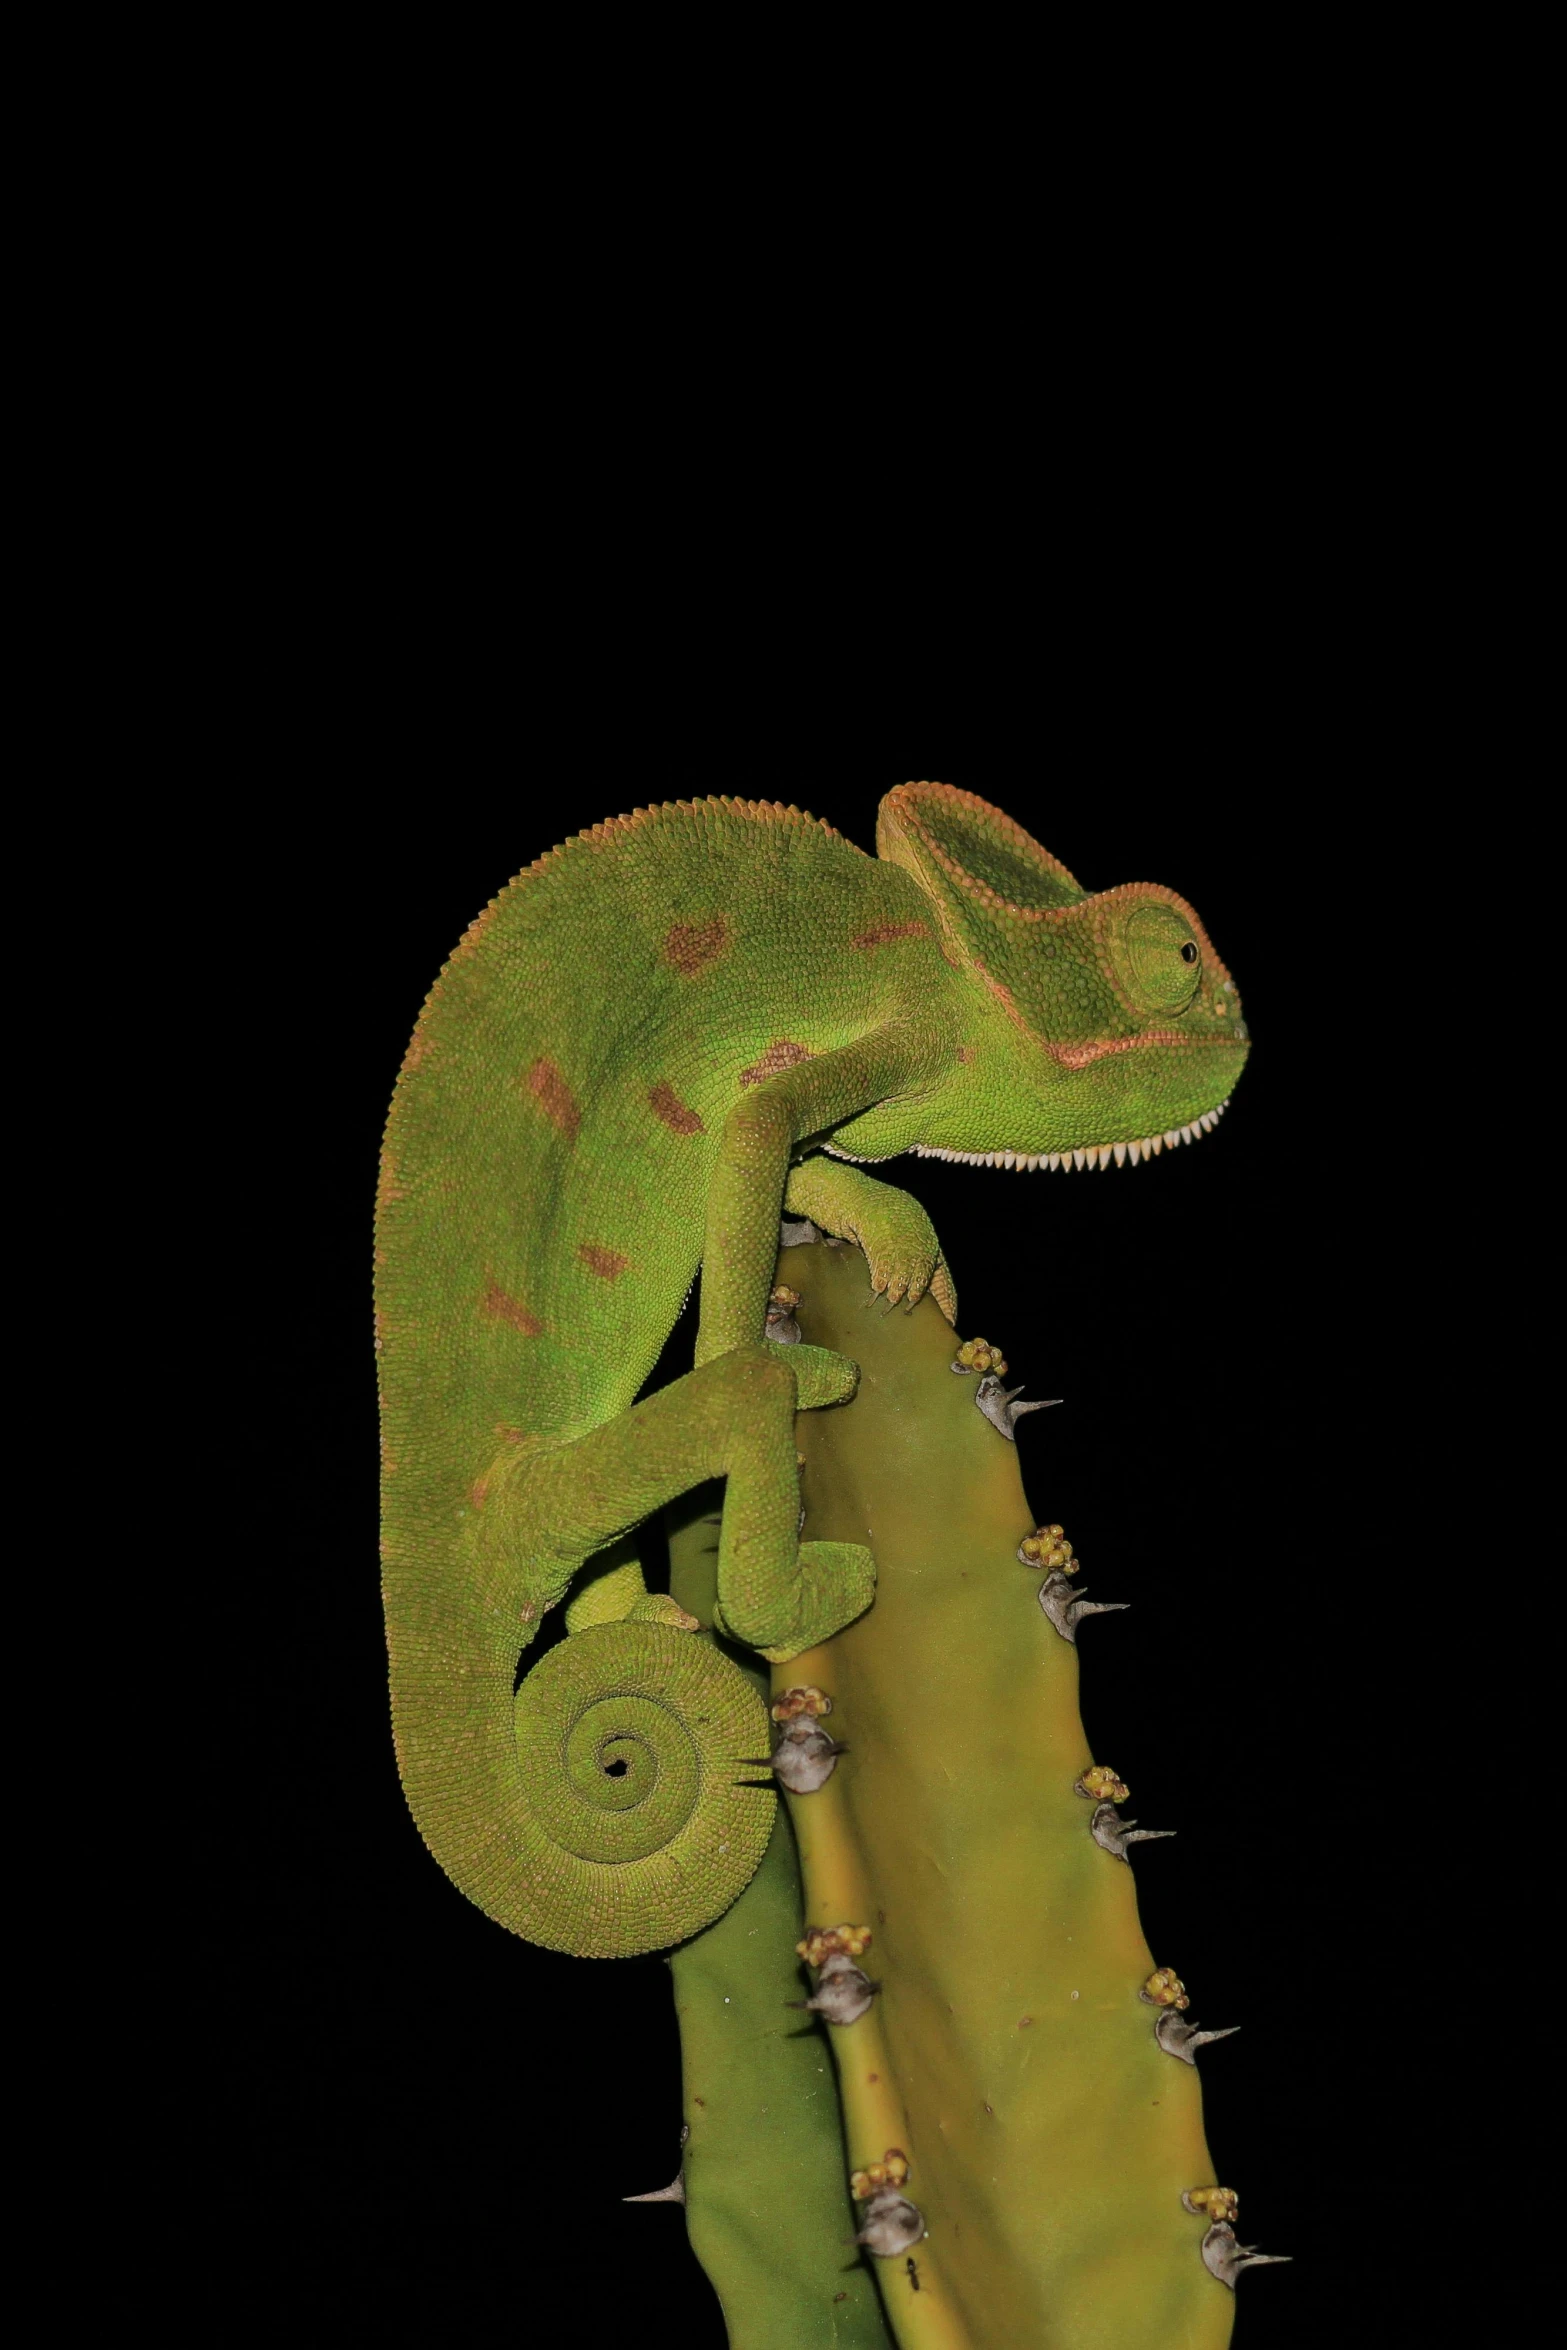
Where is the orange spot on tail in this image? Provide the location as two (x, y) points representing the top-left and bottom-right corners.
(482, 1277), (543, 1335)
(649, 1081), (705, 1135)
(663, 916), (731, 976)
(739, 1039), (814, 1088)
(578, 1243), (630, 1280)
(526, 1057), (581, 1140)
(850, 920), (930, 950)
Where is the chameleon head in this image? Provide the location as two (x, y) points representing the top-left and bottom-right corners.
(843, 783), (1250, 1167)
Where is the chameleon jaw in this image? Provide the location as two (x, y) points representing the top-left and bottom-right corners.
(906, 1096), (1231, 1170)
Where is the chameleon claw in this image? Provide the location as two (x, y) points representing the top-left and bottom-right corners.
(1200, 2221), (1292, 2288)
(975, 1375), (1062, 1440)
(1090, 1801), (1176, 1861)
(624, 2124), (689, 2204)
(1037, 1570), (1128, 1641)
(1155, 2010), (1241, 2063)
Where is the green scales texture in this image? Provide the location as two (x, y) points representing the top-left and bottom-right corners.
(375, 787), (1253, 2344)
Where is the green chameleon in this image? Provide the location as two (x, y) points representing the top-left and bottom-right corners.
(376, 784), (1266, 2345)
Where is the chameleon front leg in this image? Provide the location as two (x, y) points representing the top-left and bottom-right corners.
(784, 1156), (958, 1325)
(695, 1024), (948, 1370)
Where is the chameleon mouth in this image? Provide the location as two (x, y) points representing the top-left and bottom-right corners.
(909, 1097), (1231, 1172)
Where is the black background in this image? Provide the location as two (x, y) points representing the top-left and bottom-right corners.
(210, 745), (1422, 2349)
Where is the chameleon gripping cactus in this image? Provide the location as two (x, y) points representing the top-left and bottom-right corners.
(374, 785), (1270, 2342)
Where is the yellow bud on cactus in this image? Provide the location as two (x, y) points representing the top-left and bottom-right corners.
(1141, 1967), (1189, 2009)
(1184, 2186), (1238, 2221)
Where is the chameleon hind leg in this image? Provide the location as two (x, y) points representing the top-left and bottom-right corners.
(515, 1341), (878, 1666)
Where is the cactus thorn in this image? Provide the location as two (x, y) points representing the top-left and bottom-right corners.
(975, 1374), (1063, 1440)
(1155, 2010), (1242, 2062)
(623, 2124), (689, 2205)
(1038, 1570), (1130, 1642)
(1200, 2221), (1292, 2288)
(1090, 1801), (1177, 1861)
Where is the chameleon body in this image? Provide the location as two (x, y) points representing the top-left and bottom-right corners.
(375, 786), (1252, 2339)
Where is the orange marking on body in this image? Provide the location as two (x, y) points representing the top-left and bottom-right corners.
(970, 957), (1034, 1040)
(739, 1039), (814, 1088)
(850, 919), (930, 950)
(400, 1025), (431, 1073)
(578, 1243), (630, 1280)
(526, 1057), (581, 1140)
(663, 916), (731, 976)
(1043, 1025), (1198, 1070)
(482, 1277), (543, 1336)
(381, 1440), (397, 1476)
(956, 1045), (976, 1065)
(470, 1477), (489, 1508)
(376, 1157), (408, 1211)
(494, 1423), (529, 1445)
(649, 1081), (705, 1135)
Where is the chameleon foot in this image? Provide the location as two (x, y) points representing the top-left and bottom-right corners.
(1155, 2010), (1241, 2063)
(1038, 1570), (1129, 1641)
(1200, 2221), (1292, 2288)
(1090, 1802), (1176, 1861)
(975, 1374), (1061, 1440)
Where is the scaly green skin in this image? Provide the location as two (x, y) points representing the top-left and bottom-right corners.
(375, 785), (1250, 2340)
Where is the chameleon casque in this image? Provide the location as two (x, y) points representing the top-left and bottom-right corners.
(375, 784), (1282, 2346)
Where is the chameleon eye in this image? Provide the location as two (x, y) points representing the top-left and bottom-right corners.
(1109, 902), (1202, 1015)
